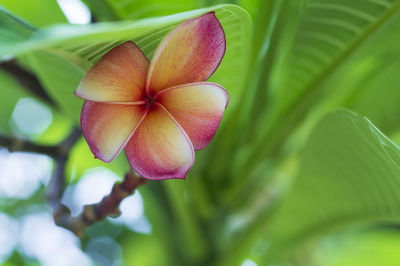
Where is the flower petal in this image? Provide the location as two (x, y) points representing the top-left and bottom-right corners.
(125, 103), (194, 180)
(81, 101), (147, 162)
(156, 82), (228, 150)
(76, 41), (149, 102)
(146, 12), (226, 95)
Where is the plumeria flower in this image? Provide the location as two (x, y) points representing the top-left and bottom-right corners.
(75, 12), (228, 180)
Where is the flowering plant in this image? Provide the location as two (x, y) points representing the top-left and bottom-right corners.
(75, 13), (228, 180)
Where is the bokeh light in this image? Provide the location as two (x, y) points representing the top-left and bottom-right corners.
(0, 149), (52, 199)
(0, 213), (19, 263)
(241, 259), (258, 266)
(11, 98), (53, 137)
(19, 212), (92, 266)
(86, 237), (123, 266)
(57, 0), (91, 24)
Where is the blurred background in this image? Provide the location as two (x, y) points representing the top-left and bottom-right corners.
(1, 0), (400, 265)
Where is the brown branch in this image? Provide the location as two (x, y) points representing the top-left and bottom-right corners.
(0, 129), (81, 204)
(0, 60), (56, 107)
(53, 171), (147, 237)
(0, 135), (59, 156)
(46, 127), (81, 210)
(41, 128), (147, 237)
(0, 128), (81, 159)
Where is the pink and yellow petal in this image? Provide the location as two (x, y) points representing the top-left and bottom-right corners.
(146, 12), (226, 95)
(81, 101), (147, 162)
(125, 104), (194, 180)
(157, 82), (228, 150)
(76, 41), (149, 102)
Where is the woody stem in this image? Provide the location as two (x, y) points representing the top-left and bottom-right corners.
(53, 171), (147, 237)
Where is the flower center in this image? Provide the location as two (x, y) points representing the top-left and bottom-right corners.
(145, 96), (155, 107)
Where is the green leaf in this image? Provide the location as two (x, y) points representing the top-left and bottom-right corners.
(0, 7), (35, 53)
(66, 137), (130, 182)
(240, 0), (400, 180)
(347, 68), (400, 134)
(163, 180), (208, 261)
(238, 0), (263, 19)
(274, 0), (400, 110)
(321, 16), (400, 135)
(24, 51), (85, 123)
(263, 108), (400, 262)
(4, 4), (251, 121)
(334, 57), (400, 135)
(313, 230), (400, 266)
(283, 12), (400, 140)
(0, 69), (32, 133)
(81, 0), (119, 21)
(0, 0), (67, 27)
(102, 0), (199, 20)
(212, 0), (303, 186)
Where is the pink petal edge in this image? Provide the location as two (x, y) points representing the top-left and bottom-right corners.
(125, 103), (194, 180)
(76, 41), (149, 102)
(145, 12), (226, 95)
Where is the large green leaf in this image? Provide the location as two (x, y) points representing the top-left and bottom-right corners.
(262, 108), (400, 263)
(238, 0), (400, 180)
(0, 0), (67, 27)
(238, 0), (263, 19)
(83, 0), (201, 21)
(3, 4), (251, 120)
(318, 15), (400, 135)
(0, 7), (35, 53)
(321, 55), (400, 136)
(282, 12), (400, 143)
(102, 0), (198, 20)
(312, 229), (400, 266)
(345, 60), (400, 135)
(274, 0), (400, 109)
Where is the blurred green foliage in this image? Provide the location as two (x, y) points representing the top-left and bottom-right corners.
(1, 0), (400, 265)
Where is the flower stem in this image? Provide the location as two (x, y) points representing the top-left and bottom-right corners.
(53, 171), (147, 237)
